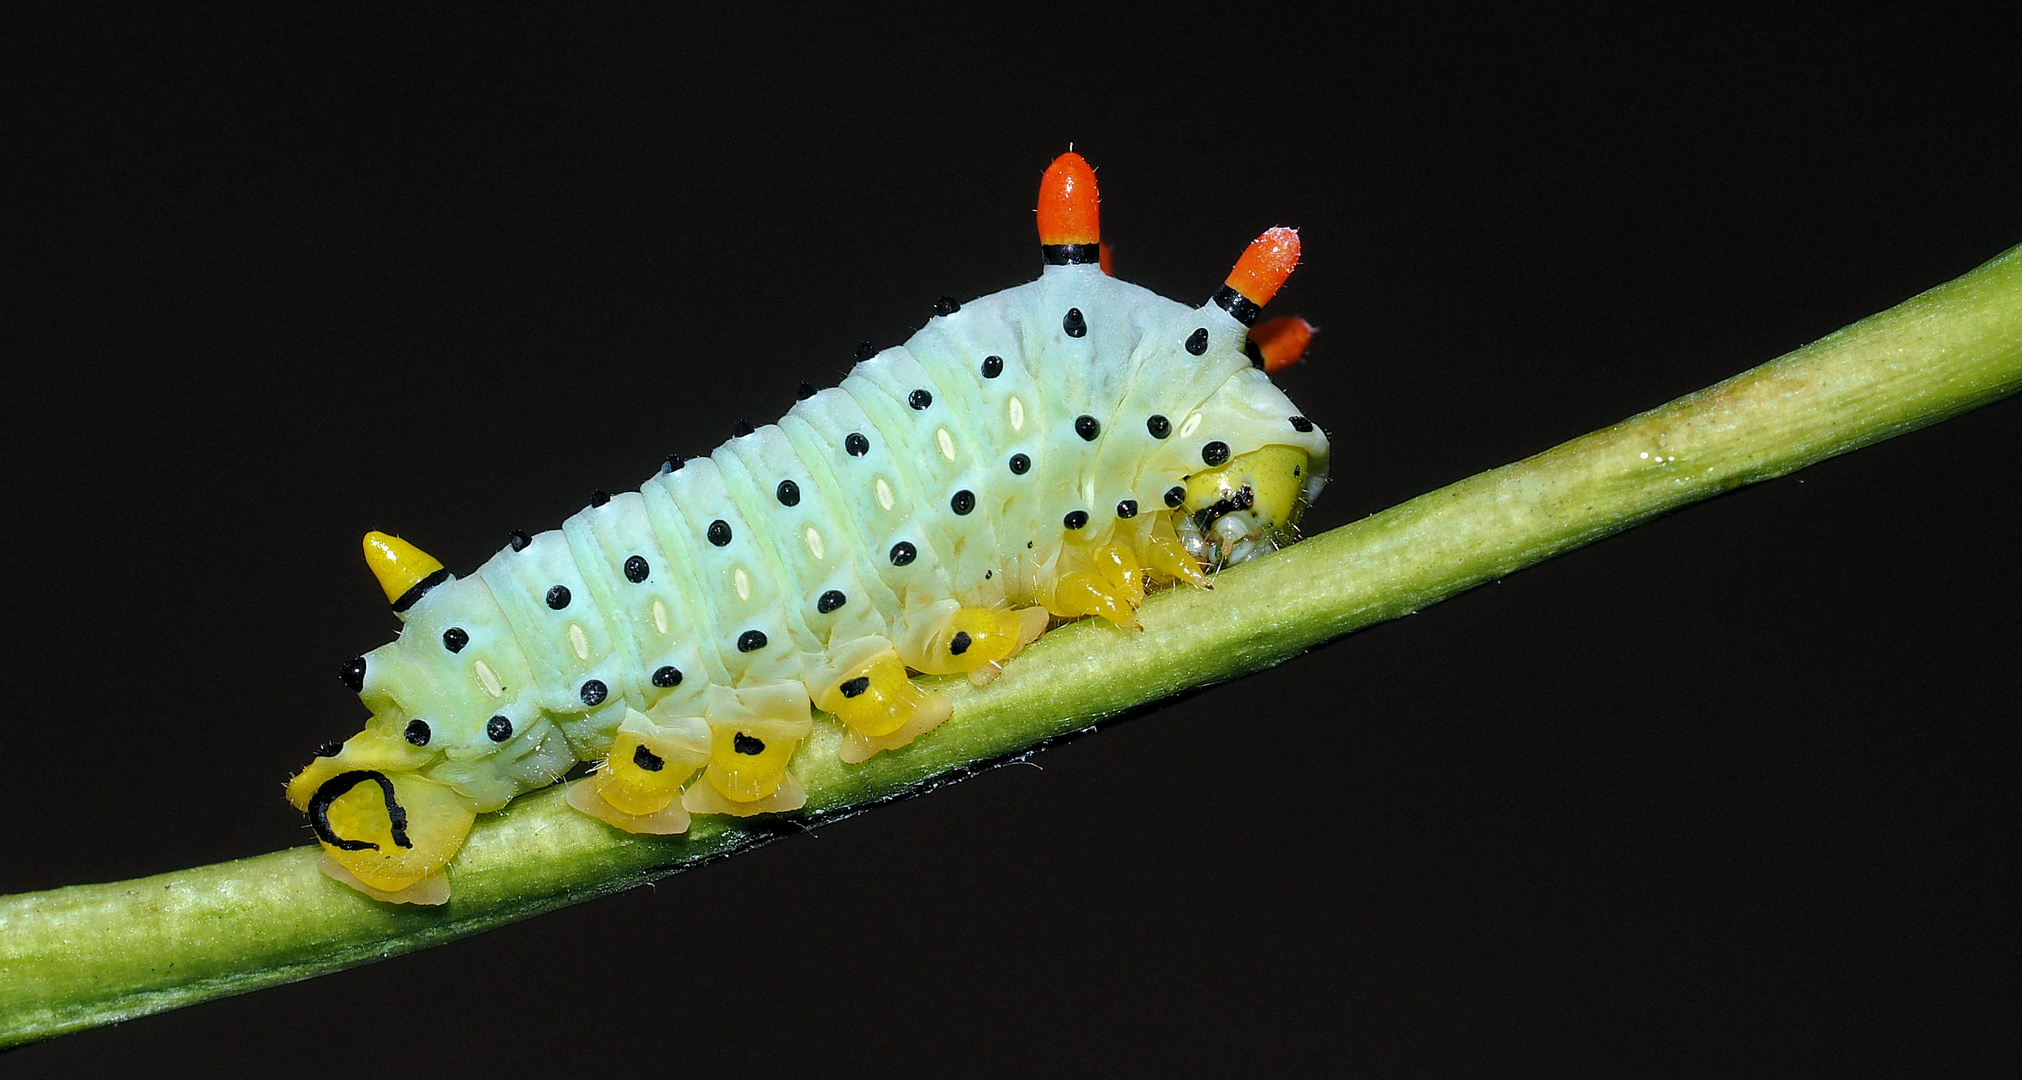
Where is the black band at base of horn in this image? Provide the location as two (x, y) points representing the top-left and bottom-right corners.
(1210, 285), (1262, 326)
(1042, 243), (1102, 265)
(391, 567), (451, 613)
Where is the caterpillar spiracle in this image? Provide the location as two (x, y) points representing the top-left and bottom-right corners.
(288, 153), (1331, 904)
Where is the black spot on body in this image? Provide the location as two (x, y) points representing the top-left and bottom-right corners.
(404, 719), (431, 747)
(734, 732), (766, 755)
(633, 743), (665, 772)
(486, 715), (513, 742)
(732, 420), (754, 437)
(652, 665), (683, 688)
(589, 489), (610, 507)
(855, 341), (877, 361)
(509, 530), (531, 552)
(934, 296), (960, 316)
(580, 680), (607, 707)
(949, 631), (971, 656)
(909, 388), (933, 410)
(1290, 415), (1314, 432)
(981, 355), (1003, 378)
(1245, 339), (1266, 369)
(442, 627), (468, 653)
(546, 585), (572, 610)
(1063, 510), (1089, 530)
(1147, 414), (1170, 438)
(1009, 453), (1030, 475)
(951, 489), (975, 515)
(339, 656), (366, 692)
(624, 555), (649, 583)
(839, 676), (870, 698)
(1185, 327), (1209, 355)
(1075, 414), (1100, 441)
(1166, 486), (1187, 508)
(776, 479), (801, 506)
(1063, 308), (1086, 337)
(889, 541), (917, 566)
(818, 590), (847, 614)
(845, 432), (870, 456)
(1202, 441), (1231, 466)
(315, 740), (343, 758)
(1117, 499), (1138, 519)
(738, 630), (768, 652)
(662, 454), (685, 474)
(796, 381), (816, 400)
(707, 520), (732, 547)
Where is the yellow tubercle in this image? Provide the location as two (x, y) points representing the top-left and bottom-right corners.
(363, 531), (447, 611)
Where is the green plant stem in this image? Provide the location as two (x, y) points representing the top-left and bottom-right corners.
(4, 243), (2018, 1048)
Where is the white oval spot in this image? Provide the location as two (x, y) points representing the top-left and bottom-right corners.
(652, 599), (670, 636)
(567, 623), (590, 661)
(474, 660), (503, 699)
(734, 567), (751, 601)
(937, 427), (956, 461)
(1009, 396), (1025, 432)
(805, 526), (825, 560)
(876, 478), (894, 511)
(1178, 412), (1203, 438)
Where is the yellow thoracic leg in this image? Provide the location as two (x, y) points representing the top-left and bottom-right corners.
(815, 636), (954, 763)
(566, 708), (710, 834)
(681, 683), (814, 817)
(1052, 570), (1137, 628)
(1093, 543), (1145, 606)
(1141, 512), (1210, 588)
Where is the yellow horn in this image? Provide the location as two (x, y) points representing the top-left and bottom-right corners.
(363, 531), (448, 612)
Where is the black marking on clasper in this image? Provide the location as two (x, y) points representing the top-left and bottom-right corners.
(733, 732), (766, 755)
(707, 520), (732, 546)
(890, 541), (917, 566)
(777, 479), (801, 506)
(818, 590), (847, 614)
(1063, 308), (1086, 337)
(738, 630), (768, 652)
(308, 771), (412, 852)
(633, 743), (665, 772)
(405, 719), (431, 747)
(391, 567), (450, 613)
(1185, 327), (1210, 355)
(624, 555), (650, 583)
(442, 627), (468, 653)
(315, 740), (343, 758)
(934, 296), (961, 316)
(1290, 415), (1314, 432)
(949, 631), (972, 656)
(846, 432), (870, 456)
(546, 585), (572, 610)
(1210, 284), (1262, 326)
(839, 676), (870, 698)
(486, 715), (513, 742)
(981, 355), (1003, 379)
(339, 656), (366, 692)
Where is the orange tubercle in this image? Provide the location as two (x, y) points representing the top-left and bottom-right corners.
(1037, 152), (1100, 247)
(1250, 316), (1317, 373)
(1225, 226), (1301, 307)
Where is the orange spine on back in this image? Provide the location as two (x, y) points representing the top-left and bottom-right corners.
(1037, 152), (1101, 246)
(1225, 226), (1301, 307)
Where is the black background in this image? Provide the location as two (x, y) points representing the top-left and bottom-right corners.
(6, 10), (2017, 1075)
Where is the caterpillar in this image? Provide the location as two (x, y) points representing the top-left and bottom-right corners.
(286, 153), (1331, 904)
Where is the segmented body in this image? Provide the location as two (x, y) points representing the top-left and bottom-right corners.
(288, 153), (1328, 904)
